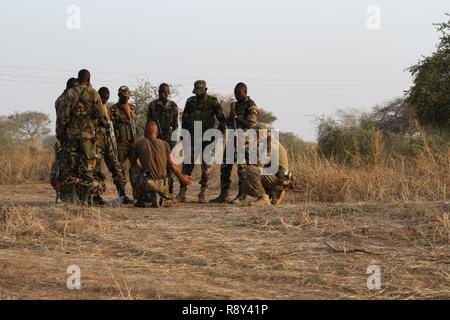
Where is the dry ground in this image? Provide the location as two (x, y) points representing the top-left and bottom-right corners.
(0, 184), (449, 300)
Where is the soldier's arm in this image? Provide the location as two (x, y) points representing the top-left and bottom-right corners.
(147, 102), (155, 123)
(172, 103), (179, 130)
(168, 152), (191, 186)
(92, 91), (109, 126)
(213, 100), (227, 131)
(236, 104), (258, 129)
(181, 100), (191, 130)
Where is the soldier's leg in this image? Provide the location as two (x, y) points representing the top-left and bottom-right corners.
(210, 143), (233, 203)
(65, 139), (82, 203)
(116, 143), (133, 204)
(241, 165), (271, 207)
(198, 162), (210, 203)
(79, 138), (97, 205)
(91, 138), (107, 205)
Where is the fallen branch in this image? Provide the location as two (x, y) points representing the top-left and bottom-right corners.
(324, 241), (377, 255)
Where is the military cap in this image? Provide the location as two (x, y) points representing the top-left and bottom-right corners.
(193, 80), (207, 95)
(118, 85), (132, 97)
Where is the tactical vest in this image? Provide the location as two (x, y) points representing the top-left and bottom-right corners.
(234, 97), (257, 130)
(110, 104), (136, 143)
(150, 101), (178, 139)
(184, 95), (218, 132)
(66, 86), (97, 139)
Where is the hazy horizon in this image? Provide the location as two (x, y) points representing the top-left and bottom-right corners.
(0, 0), (448, 141)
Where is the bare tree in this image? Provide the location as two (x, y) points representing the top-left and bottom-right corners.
(7, 111), (51, 140)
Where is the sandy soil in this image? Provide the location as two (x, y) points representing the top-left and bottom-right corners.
(0, 184), (448, 300)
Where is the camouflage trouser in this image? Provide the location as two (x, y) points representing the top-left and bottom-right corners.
(219, 147), (246, 193)
(94, 134), (124, 192)
(242, 165), (284, 199)
(50, 144), (74, 202)
(181, 140), (211, 190)
(66, 137), (97, 190)
(130, 166), (174, 206)
(117, 141), (134, 185)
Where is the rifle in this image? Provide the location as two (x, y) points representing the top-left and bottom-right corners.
(107, 120), (119, 164)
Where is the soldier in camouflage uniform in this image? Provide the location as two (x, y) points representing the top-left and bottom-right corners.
(147, 83), (179, 194)
(90, 87), (126, 206)
(177, 80), (226, 203)
(239, 123), (294, 207)
(109, 86), (136, 204)
(51, 77), (79, 203)
(62, 69), (108, 205)
(210, 82), (258, 204)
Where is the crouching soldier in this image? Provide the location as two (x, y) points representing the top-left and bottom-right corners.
(130, 121), (192, 208)
(239, 123), (295, 207)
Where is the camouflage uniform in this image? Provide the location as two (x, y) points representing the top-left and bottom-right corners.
(147, 98), (179, 193)
(52, 92), (73, 202)
(109, 102), (137, 190)
(62, 83), (107, 203)
(179, 81), (226, 201)
(92, 104), (124, 197)
(217, 97), (258, 201)
(242, 141), (294, 205)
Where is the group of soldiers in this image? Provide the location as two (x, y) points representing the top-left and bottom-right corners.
(51, 69), (294, 208)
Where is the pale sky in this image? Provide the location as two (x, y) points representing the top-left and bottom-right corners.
(0, 0), (448, 141)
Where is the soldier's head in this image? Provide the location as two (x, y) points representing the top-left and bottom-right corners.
(118, 85), (131, 104)
(159, 83), (170, 103)
(77, 69), (91, 85)
(234, 82), (248, 102)
(193, 80), (207, 99)
(145, 121), (159, 139)
(66, 77), (79, 91)
(98, 87), (110, 104)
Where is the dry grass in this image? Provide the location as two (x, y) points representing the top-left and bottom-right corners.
(0, 185), (449, 300)
(0, 148), (53, 185)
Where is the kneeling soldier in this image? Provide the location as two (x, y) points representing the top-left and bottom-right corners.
(130, 121), (191, 208)
(240, 124), (295, 207)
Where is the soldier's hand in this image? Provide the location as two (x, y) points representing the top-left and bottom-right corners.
(180, 175), (192, 186)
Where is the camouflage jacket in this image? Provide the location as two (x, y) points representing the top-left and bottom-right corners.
(55, 91), (66, 141)
(63, 83), (105, 139)
(229, 97), (258, 130)
(147, 99), (179, 142)
(109, 103), (137, 144)
(182, 95), (225, 133)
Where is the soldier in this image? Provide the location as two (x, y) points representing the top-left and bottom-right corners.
(239, 123), (295, 207)
(51, 77), (79, 203)
(130, 121), (191, 208)
(177, 80), (226, 203)
(62, 69), (108, 205)
(210, 82), (258, 204)
(109, 85), (136, 204)
(90, 87), (126, 206)
(147, 83), (179, 194)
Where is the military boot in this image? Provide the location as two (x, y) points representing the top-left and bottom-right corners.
(116, 184), (133, 205)
(250, 194), (271, 207)
(92, 195), (106, 206)
(176, 185), (187, 203)
(66, 184), (78, 204)
(232, 192), (247, 204)
(79, 186), (91, 206)
(209, 189), (230, 204)
(198, 187), (208, 204)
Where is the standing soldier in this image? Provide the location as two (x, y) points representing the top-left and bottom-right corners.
(51, 77), (78, 203)
(210, 82), (258, 204)
(109, 85), (136, 204)
(91, 87), (126, 206)
(147, 83), (179, 195)
(62, 69), (107, 205)
(177, 80), (226, 203)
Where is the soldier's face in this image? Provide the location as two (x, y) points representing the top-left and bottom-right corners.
(101, 94), (110, 104)
(159, 87), (170, 102)
(119, 94), (129, 104)
(235, 88), (247, 102)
